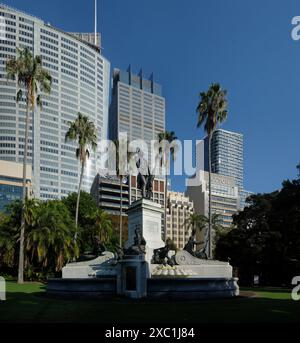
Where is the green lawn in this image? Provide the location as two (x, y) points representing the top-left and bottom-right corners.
(0, 280), (299, 323)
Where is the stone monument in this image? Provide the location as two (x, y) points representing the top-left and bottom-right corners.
(125, 198), (164, 265)
(47, 153), (239, 298)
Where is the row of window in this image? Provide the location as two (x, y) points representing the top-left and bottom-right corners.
(41, 28), (58, 39)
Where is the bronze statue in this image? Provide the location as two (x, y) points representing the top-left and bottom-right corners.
(152, 240), (175, 266)
(183, 229), (207, 260)
(123, 228), (146, 256)
(114, 244), (125, 261)
(76, 235), (106, 262)
(92, 235), (106, 256)
(136, 150), (154, 199)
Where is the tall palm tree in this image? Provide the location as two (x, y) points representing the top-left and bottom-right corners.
(158, 131), (177, 241)
(196, 83), (228, 259)
(114, 138), (133, 247)
(92, 208), (113, 243)
(6, 47), (52, 283)
(184, 213), (207, 236)
(65, 113), (97, 232)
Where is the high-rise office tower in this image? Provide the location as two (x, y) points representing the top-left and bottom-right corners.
(0, 4), (110, 199)
(108, 67), (166, 235)
(109, 67), (166, 195)
(204, 129), (244, 190)
(186, 170), (239, 228)
(202, 129), (251, 208)
(109, 67), (165, 162)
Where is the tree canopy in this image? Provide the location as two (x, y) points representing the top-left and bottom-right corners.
(215, 177), (300, 286)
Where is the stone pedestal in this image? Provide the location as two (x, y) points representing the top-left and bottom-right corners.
(62, 252), (117, 279)
(125, 198), (164, 264)
(0, 276), (5, 301)
(117, 255), (149, 299)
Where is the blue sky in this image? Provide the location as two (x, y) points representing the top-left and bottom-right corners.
(4, 0), (300, 193)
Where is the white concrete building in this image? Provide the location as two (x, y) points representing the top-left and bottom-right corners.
(186, 170), (239, 228)
(0, 4), (110, 199)
(165, 191), (194, 250)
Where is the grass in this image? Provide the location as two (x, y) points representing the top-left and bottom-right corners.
(0, 280), (299, 323)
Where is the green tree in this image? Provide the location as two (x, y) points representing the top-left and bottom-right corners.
(215, 177), (300, 285)
(6, 48), (52, 283)
(90, 208), (118, 251)
(62, 191), (98, 252)
(26, 201), (79, 274)
(0, 199), (40, 275)
(157, 131), (178, 241)
(184, 213), (207, 235)
(196, 83), (228, 258)
(65, 113), (97, 232)
(0, 212), (16, 269)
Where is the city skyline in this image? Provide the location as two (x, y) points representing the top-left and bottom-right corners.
(1, 0), (299, 195)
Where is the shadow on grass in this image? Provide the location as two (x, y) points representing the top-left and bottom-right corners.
(1, 290), (299, 324)
(241, 287), (292, 294)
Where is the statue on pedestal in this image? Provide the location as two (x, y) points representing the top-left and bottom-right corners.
(152, 239), (175, 266)
(183, 229), (207, 260)
(123, 228), (146, 256)
(76, 235), (106, 262)
(136, 150), (154, 199)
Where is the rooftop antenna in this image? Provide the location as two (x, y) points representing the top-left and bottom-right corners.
(94, 0), (97, 46)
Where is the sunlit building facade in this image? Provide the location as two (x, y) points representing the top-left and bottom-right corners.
(186, 170), (239, 228)
(0, 160), (32, 212)
(165, 191), (194, 250)
(0, 4), (110, 199)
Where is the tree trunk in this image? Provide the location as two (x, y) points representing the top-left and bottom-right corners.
(119, 176), (123, 247)
(75, 162), (85, 235)
(208, 133), (212, 259)
(164, 174), (168, 241)
(18, 97), (30, 284)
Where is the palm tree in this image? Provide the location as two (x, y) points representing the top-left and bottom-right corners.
(6, 48), (52, 283)
(185, 213), (207, 236)
(196, 83), (228, 259)
(92, 208), (113, 243)
(65, 113), (97, 232)
(114, 138), (133, 247)
(26, 200), (79, 272)
(157, 131), (177, 241)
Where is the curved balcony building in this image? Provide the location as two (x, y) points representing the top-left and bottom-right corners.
(0, 4), (110, 199)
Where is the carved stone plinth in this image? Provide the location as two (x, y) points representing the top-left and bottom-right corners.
(175, 250), (228, 266)
(125, 198), (164, 264)
(62, 251), (117, 279)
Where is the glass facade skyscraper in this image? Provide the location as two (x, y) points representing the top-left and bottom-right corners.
(108, 67), (167, 235)
(186, 170), (239, 228)
(0, 4), (110, 200)
(109, 67), (165, 157)
(204, 129), (243, 190)
(204, 129), (252, 209)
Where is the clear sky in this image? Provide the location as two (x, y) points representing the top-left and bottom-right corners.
(3, 0), (300, 193)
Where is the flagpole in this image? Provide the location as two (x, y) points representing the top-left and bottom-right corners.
(94, 0), (97, 45)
